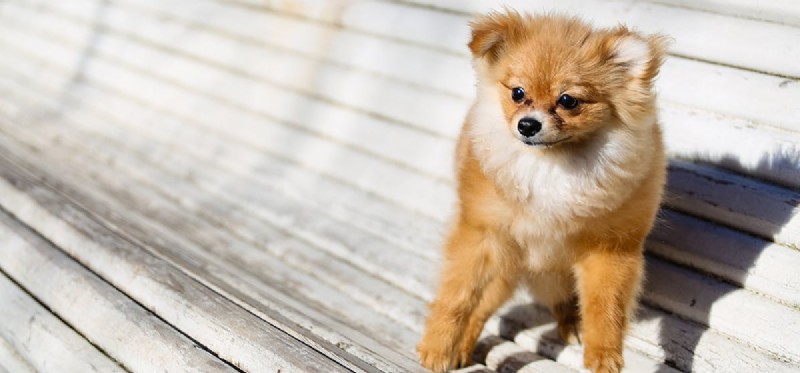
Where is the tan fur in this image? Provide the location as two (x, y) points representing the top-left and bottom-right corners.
(418, 12), (667, 373)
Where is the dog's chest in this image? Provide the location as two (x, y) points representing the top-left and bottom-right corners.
(506, 191), (584, 272)
(502, 161), (614, 271)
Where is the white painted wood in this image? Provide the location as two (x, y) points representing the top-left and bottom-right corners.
(0, 21), (456, 220)
(482, 306), (681, 373)
(649, 210), (800, 307)
(666, 160), (800, 250)
(0, 211), (238, 373)
(644, 257), (800, 364)
(0, 78), (436, 326)
(342, 0), (800, 78)
(660, 103), (800, 190)
(0, 271), (124, 373)
(0, 85), (428, 372)
(478, 338), (576, 373)
(650, 0), (800, 27)
(0, 337), (34, 373)
(0, 153), (360, 372)
(488, 300), (798, 373)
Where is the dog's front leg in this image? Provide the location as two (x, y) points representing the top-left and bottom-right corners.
(575, 244), (644, 373)
(418, 222), (505, 373)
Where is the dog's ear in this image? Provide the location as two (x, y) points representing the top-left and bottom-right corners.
(604, 29), (670, 123)
(607, 29), (669, 85)
(468, 10), (526, 62)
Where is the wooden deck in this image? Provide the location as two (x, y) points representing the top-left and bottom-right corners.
(0, 0), (799, 372)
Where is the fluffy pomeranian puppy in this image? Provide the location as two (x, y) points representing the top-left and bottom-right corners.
(418, 11), (667, 373)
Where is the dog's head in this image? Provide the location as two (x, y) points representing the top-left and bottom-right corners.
(468, 11), (667, 148)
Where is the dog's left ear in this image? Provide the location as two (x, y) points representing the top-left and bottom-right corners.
(608, 30), (669, 86)
(604, 29), (669, 123)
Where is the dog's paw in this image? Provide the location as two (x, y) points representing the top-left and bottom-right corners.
(417, 335), (468, 373)
(583, 347), (623, 373)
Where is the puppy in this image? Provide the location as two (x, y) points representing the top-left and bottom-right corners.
(418, 11), (667, 373)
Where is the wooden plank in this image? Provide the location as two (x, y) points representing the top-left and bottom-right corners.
(9, 0), (464, 141)
(0, 210), (238, 373)
(475, 337), (576, 373)
(0, 337), (34, 373)
(0, 151), (357, 373)
(0, 270), (125, 373)
(649, 0), (800, 27)
(121, 0), (474, 101)
(488, 301), (797, 373)
(0, 79), (436, 339)
(227, 0), (800, 131)
(0, 19), (456, 221)
(0, 87), (429, 371)
(643, 256), (800, 364)
(482, 303), (681, 373)
(649, 210), (800, 307)
(660, 104), (800, 190)
(667, 160), (800, 250)
(345, 0), (800, 78)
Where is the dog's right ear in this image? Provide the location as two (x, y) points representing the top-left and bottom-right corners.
(468, 10), (525, 62)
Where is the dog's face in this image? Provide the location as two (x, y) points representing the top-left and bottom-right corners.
(469, 13), (666, 148)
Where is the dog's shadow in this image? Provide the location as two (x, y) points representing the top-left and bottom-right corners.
(471, 152), (799, 373)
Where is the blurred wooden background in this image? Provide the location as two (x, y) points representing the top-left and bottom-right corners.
(0, 0), (798, 372)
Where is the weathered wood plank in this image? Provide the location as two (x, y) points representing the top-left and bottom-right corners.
(338, 0), (800, 78)
(0, 76), (436, 332)
(0, 337), (35, 373)
(482, 304), (681, 373)
(0, 150), (358, 373)
(649, 0), (800, 27)
(0, 269), (125, 373)
(0, 92), (428, 372)
(650, 209), (800, 307)
(474, 337), (577, 373)
(644, 257), (800, 364)
(488, 301), (797, 373)
(0, 210), (237, 373)
(667, 160), (800, 249)
(0, 20), (456, 220)
(660, 104), (800, 190)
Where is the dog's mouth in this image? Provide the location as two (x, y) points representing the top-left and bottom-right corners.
(520, 136), (573, 147)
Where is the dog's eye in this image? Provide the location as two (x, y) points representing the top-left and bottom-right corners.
(558, 94), (579, 109)
(511, 87), (525, 103)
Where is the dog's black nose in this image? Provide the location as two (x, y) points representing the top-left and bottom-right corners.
(517, 118), (542, 137)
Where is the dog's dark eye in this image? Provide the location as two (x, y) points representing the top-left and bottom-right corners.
(558, 94), (579, 109)
(511, 87), (525, 103)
